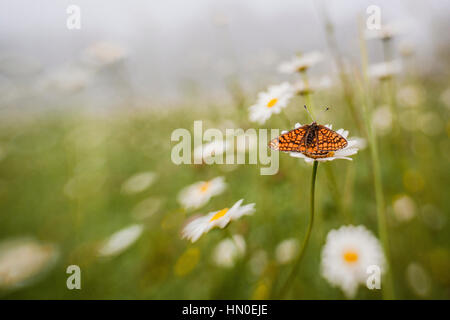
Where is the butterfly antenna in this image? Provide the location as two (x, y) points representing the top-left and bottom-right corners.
(304, 105), (315, 122)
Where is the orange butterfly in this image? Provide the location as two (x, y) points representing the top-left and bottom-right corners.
(269, 122), (348, 159)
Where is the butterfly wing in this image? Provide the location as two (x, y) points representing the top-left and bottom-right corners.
(316, 125), (348, 152)
(268, 125), (309, 152)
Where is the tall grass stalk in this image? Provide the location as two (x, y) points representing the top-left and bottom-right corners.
(358, 17), (395, 300)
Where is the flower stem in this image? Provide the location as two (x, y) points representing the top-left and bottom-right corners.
(276, 161), (318, 298)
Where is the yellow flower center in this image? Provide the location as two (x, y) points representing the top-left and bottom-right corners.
(199, 181), (210, 193)
(209, 208), (229, 222)
(343, 250), (359, 263)
(266, 98), (278, 108)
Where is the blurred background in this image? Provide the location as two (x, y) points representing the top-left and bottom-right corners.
(0, 0), (449, 299)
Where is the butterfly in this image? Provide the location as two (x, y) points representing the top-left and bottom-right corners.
(268, 122), (348, 159)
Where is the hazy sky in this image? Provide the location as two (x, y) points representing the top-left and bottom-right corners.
(0, 0), (449, 102)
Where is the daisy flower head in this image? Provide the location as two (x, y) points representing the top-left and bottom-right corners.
(212, 235), (246, 268)
(177, 176), (226, 210)
(278, 51), (324, 74)
(320, 225), (385, 299)
(181, 199), (255, 243)
(248, 82), (294, 125)
(368, 60), (402, 81)
(193, 139), (230, 164)
(364, 22), (404, 41)
(288, 123), (362, 163)
(292, 76), (332, 96)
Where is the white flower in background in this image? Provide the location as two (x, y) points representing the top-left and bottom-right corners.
(0, 238), (59, 289)
(397, 85), (423, 108)
(392, 194), (416, 222)
(288, 123), (362, 163)
(98, 224), (143, 257)
(193, 139), (230, 163)
(418, 112), (443, 136)
(372, 105), (393, 136)
(278, 51), (324, 73)
(368, 60), (402, 80)
(37, 65), (92, 93)
(248, 82), (294, 125)
(399, 41), (415, 58)
(181, 199), (255, 242)
(406, 262), (431, 297)
(82, 41), (127, 67)
(212, 235), (246, 268)
(121, 171), (157, 195)
(275, 238), (299, 265)
(320, 225), (385, 299)
(292, 76), (332, 96)
(177, 176), (226, 210)
(131, 196), (163, 220)
(365, 22), (404, 41)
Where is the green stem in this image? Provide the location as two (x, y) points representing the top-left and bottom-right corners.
(358, 17), (395, 300)
(276, 161), (318, 299)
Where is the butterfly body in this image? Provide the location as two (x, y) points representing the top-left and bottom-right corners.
(269, 122), (348, 159)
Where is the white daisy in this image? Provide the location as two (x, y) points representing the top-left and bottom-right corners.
(248, 82), (294, 125)
(275, 238), (299, 265)
(288, 123), (362, 163)
(320, 225), (385, 299)
(212, 235), (246, 268)
(177, 176), (226, 210)
(292, 76), (332, 96)
(0, 238), (59, 289)
(372, 105), (393, 136)
(98, 224), (144, 257)
(364, 22), (404, 41)
(121, 171), (157, 195)
(278, 51), (324, 73)
(181, 199), (255, 242)
(82, 41), (127, 67)
(368, 60), (402, 80)
(193, 139), (230, 164)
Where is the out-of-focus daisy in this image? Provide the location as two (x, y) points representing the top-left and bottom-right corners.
(365, 22), (404, 41)
(406, 262), (431, 297)
(98, 224), (144, 257)
(131, 196), (163, 220)
(368, 60), (402, 80)
(193, 139), (230, 164)
(392, 194), (416, 222)
(275, 238), (298, 265)
(121, 171), (157, 195)
(177, 176), (226, 210)
(320, 225), (385, 299)
(418, 112), (443, 136)
(181, 199), (255, 243)
(37, 65), (92, 93)
(372, 105), (393, 136)
(278, 51), (323, 73)
(0, 238), (59, 290)
(82, 41), (127, 67)
(292, 76), (332, 96)
(212, 235), (246, 268)
(248, 82), (294, 125)
(288, 123), (362, 163)
(399, 41), (415, 58)
(397, 85), (423, 108)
